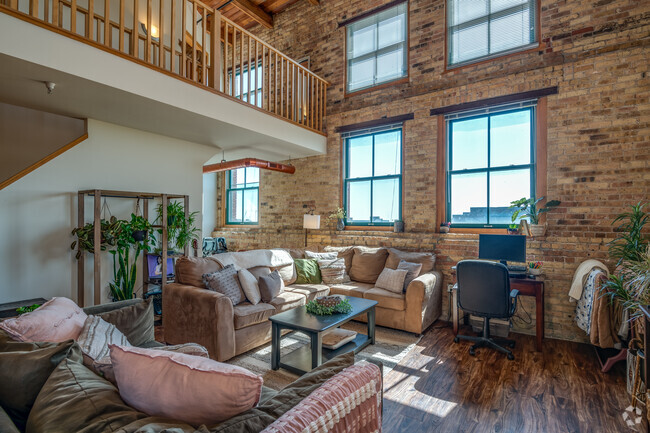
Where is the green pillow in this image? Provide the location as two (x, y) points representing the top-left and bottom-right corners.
(294, 259), (322, 284)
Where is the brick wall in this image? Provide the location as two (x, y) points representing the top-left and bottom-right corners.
(213, 0), (650, 342)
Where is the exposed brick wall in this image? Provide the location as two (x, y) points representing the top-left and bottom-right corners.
(214, 0), (650, 342)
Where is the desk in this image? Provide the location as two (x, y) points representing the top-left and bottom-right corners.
(451, 268), (544, 352)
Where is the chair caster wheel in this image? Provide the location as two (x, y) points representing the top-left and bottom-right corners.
(507, 353), (515, 360)
(469, 348), (476, 356)
(508, 342), (515, 348)
(454, 337), (459, 343)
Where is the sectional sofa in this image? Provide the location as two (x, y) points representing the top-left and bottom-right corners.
(163, 246), (443, 362)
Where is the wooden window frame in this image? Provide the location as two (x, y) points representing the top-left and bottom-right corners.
(224, 168), (260, 226)
(436, 97), (548, 234)
(342, 0), (410, 97)
(444, 0), (542, 72)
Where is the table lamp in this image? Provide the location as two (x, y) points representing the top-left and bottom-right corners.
(303, 213), (320, 247)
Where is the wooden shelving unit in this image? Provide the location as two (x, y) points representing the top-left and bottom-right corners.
(76, 189), (189, 306)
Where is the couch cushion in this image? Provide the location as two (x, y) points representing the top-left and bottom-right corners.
(269, 291), (306, 314)
(364, 288), (406, 311)
(176, 256), (223, 287)
(328, 282), (375, 298)
(96, 298), (155, 347)
(384, 248), (436, 275)
(285, 284), (330, 301)
(349, 248), (388, 284)
(0, 340), (82, 431)
(276, 263), (297, 285)
(233, 302), (276, 330)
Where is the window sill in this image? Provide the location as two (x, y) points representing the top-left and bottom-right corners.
(443, 43), (543, 74)
(444, 227), (508, 235)
(344, 76), (409, 98)
(344, 225), (394, 232)
(220, 225), (260, 229)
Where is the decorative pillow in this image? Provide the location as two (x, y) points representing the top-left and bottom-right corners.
(385, 248), (435, 275)
(276, 263), (298, 285)
(77, 315), (131, 364)
(238, 268), (262, 305)
(0, 297), (87, 343)
(203, 264), (245, 305)
(110, 345), (263, 426)
(259, 271), (285, 303)
(96, 298), (155, 347)
(349, 248), (388, 284)
(375, 267), (409, 294)
(398, 260), (423, 293)
(323, 246), (355, 273)
(294, 259), (322, 284)
(305, 251), (338, 260)
(317, 258), (351, 285)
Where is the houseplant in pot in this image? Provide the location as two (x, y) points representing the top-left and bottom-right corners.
(328, 207), (346, 231)
(129, 213), (154, 242)
(509, 197), (561, 237)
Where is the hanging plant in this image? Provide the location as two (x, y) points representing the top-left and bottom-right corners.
(70, 216), (124, 259)
(155, 202), (200, 253)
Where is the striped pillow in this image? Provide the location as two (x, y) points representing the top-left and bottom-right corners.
(317, 258), (351, 285)
(77, 315), (131, 362)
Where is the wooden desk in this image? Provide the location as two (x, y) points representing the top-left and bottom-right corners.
(451, 269), (545, 352)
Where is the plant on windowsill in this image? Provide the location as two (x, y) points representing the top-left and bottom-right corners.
(507, 224), (519, 235)
(328, 207), (346, 231)
(394, 219), (405, 233)
(509, 197), (561, 237)
(440, 222), (451, 234)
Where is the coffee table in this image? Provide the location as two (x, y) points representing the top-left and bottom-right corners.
(270, 296), (377, 375)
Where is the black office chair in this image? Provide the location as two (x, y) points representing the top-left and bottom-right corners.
(453, 260), (519, 360)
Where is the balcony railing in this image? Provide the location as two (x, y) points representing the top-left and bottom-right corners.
(0, 0), (328, 133)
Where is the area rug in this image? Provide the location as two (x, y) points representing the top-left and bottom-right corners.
(228, 321), (421, 390)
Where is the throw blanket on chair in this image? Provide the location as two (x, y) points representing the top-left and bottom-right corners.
(213, 249), (293, 270)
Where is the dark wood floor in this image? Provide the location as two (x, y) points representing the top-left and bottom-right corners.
(382, 323), (635, 433)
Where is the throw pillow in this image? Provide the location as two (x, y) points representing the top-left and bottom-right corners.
(238, 269), (262, 305)
(294, 259), (322, 284)
(203, 264), (245, 305)
(276, 263), (298, 285)
(0, 297), (87, 343)
(109, 345), (263, 426)
(397, 260), (423, 293)
(96, 299), (155, 347)
(375, 267), (409, 294)
(304, 251), (338, 260)
(259, 271), (285, 303)
(385, 248), (435, 275)
(323, 246), (355, 273)
(0, 340), (82, 431)
(349, 248), (388, 284)
(317, 258), (351, 285)
(77, 315), (131, 363)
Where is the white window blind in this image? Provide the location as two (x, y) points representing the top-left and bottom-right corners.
(346, 2), (408, 93)
(447, 0), (537, 67)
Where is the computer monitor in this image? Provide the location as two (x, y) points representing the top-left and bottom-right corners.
(478, 234), (526, 266)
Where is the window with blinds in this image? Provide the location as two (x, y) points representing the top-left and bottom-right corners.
(447, 0), (537, 67)
(346, 2), (408, 93)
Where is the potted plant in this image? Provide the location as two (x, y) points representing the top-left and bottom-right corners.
(507, 224), (519, 235)
(128, 213), (153, 242)
(509, 197), (561, 237)
(328, 207), (346, 231)
(394, 219), (405, 233)
(70, 216), (124, 259)
(440, 222), (451, 234)
(156, 202), (200, 253)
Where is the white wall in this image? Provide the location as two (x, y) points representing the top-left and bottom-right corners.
(0, 119), (217, 305)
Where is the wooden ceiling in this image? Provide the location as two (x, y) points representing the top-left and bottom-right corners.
(209, 0), (319, 30)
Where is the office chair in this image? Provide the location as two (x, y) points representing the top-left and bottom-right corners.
(453, 260), (519, 360)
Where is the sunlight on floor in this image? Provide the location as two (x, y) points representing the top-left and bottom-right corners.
(385, 393), (458, 418)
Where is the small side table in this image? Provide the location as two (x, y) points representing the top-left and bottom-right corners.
(0, 298), (48, 319)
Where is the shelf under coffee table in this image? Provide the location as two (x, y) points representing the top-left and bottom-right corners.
(269, 296), (378, 375)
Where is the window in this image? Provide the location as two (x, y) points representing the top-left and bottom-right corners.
(447, 0), (537, 67)
(446, 103), (535, 227)
(226, 167), (259, 224)
(346, 2), (408, 93)
(344, 128), (402, 225)
(233, 64), (263, 108)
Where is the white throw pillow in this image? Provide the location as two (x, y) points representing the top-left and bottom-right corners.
(238, 268), (262, 305)
(375, 268), (409, 294)
(77, 315), (131, 362)
(317, 258), (351, 285)
(276, 263), (297, 285)
(305, 251), (338, 260)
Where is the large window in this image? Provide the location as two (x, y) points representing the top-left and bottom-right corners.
(346, 2), (408, 93)
(447, 0), (537, 67)
(226, 167), (259, 225)
(344, 128), (402, 225)
(446, 103), (535, 227)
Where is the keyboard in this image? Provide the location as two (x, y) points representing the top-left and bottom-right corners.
(508, 265), (527, 272)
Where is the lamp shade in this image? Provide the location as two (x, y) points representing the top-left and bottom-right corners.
(303, 214), (321, 230)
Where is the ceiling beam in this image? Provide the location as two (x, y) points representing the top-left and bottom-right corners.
(231, 0), (273, 28)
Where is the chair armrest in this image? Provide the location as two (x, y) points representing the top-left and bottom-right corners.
(261, 362), (382, 433)
(0, 406), (19, 433)
(162, 283), (235, 361)
(405, 271), (443, 333)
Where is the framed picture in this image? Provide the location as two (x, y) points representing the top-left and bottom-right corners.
(147, 255), (174, 279)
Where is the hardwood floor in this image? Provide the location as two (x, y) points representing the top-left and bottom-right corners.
(382, 323), (635, 433)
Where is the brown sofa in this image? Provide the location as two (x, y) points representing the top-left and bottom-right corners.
(163, 246), (443, 362)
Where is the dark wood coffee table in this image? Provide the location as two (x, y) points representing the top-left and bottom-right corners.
(270, 296), (377, 375)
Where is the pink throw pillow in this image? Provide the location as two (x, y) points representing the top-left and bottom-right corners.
(0, 297), (87, 342)
(109, 345), (263, 426)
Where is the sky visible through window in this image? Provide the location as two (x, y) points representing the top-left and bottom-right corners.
(450, 109), (532, 224)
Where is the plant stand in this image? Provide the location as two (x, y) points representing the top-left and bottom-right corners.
(76, 189), (190, 306)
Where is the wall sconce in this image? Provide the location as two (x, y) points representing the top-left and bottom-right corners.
(140, 23), (160, 40)
(303, 209), (320, 247)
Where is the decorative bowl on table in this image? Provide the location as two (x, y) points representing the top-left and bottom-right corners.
(306, 296), (353, 315)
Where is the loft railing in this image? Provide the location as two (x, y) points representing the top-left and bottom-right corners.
(0, 0), (328, 133)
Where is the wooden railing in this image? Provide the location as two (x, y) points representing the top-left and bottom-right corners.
(0, 0), (328, 133)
